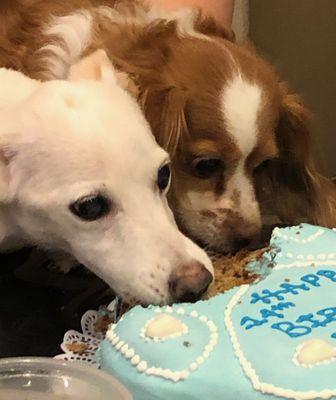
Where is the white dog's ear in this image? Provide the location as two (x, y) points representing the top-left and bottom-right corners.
(68, 49), (116, 84)
(68, 49), (138, 96)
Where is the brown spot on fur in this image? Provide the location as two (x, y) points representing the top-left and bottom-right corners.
(200, 210), (216, 219)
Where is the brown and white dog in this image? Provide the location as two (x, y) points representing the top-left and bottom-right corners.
(1, 0), (335, 254)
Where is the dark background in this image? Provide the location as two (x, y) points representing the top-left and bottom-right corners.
(250, 0), (336, 178)
(0, 249), (112, 357)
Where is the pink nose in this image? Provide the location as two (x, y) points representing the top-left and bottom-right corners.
(169, 262), (213, 303)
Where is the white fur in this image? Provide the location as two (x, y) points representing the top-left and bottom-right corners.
(222, 74), (261, 156)
(40, 11), (93, 78)
(0, 66), (213, 304)
(98, 5), (208, 40)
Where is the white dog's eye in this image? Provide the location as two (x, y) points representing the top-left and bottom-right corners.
(157, 164), (171, 192)
(70, 195), (110, 221)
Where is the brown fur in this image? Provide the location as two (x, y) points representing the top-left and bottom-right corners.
(0, 0), (335, 252)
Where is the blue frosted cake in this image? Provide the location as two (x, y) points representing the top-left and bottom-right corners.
(97, 224), (336, 400)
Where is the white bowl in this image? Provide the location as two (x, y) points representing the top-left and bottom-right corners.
(0, 357), (132, 400)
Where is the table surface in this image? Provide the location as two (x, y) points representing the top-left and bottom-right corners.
(0, 249), (113, 358)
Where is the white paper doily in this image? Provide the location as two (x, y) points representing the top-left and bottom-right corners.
(54, 299), (118, 367)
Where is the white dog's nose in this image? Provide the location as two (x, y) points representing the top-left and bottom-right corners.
(168, 261), (213, 303)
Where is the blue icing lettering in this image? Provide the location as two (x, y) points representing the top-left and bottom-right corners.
(250, 289), (285, 305)
(240, 316), (267, 330)
(317, 270), (336, 282)
(316, 307), (336, 327)
(250, 282), (310, 305)
(273, 302), (295, 311)
(271, 307), (336, 339)
(296, 313), (321, 328)
(271, 321), (311, 338)
(243, 270), (336, 338)
(278, 282), (310, 294)
(240, 302), (295, 330)
(300, 274), (321, 287)
(260, 308), (284, 320)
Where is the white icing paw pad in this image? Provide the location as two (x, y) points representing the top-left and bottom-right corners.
(294, 339), (336, 367)
(145, 314), (187, 340)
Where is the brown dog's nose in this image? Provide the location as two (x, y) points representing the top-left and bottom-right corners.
(232, 231), (262, 253)
(169, 262), (213, 303)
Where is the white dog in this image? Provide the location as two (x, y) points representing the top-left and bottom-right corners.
(0, 50), (213, 305)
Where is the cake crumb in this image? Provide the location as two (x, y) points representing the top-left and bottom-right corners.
(95, 315), (114, 333)
(205, 248), (268, 298)
(66, 342), (89, 354)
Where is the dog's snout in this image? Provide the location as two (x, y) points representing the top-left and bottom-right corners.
(169, 261), (213, 303)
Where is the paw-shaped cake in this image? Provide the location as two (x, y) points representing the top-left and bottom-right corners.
(97, 224), (336, 400)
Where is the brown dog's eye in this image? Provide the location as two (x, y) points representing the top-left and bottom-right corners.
(194, 158), (222, 179)
(70, 195), (110, 221)
(254, 159), (273, 173)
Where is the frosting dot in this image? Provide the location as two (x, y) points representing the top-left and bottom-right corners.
(116, 340), (124, 350)
(112, 336), (119, 346)
(125, 348), (135, 359)
(106, 331), (116, 341)
(121, 344), (128, 354)
(190, 311), (198, 317)
(179, 370), (190, 380)
(199, 315), (208, 322)
(176, 308), (185, 315)
(131, 355), (140, 365)
(196, 356), (204, 365)
(205, 344), (213, 352)
(146, 367), (154, 375)
(203, 350), (210, 358)
(190, 362), (198, 371)
(137, 361), (148, 372)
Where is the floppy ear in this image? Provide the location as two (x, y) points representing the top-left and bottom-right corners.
(68, 49), (138, 96)
(141, 86), (188, 156)
(256, 85), (336, 227)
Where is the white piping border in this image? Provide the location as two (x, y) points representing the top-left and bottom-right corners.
(107, 307), (218, 382)
(273, 227), (325, 244)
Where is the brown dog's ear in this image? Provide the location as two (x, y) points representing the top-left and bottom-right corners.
(141, 86), (188, 156)
(256, 85), (336, 227)
(194, 13), (235, 42)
